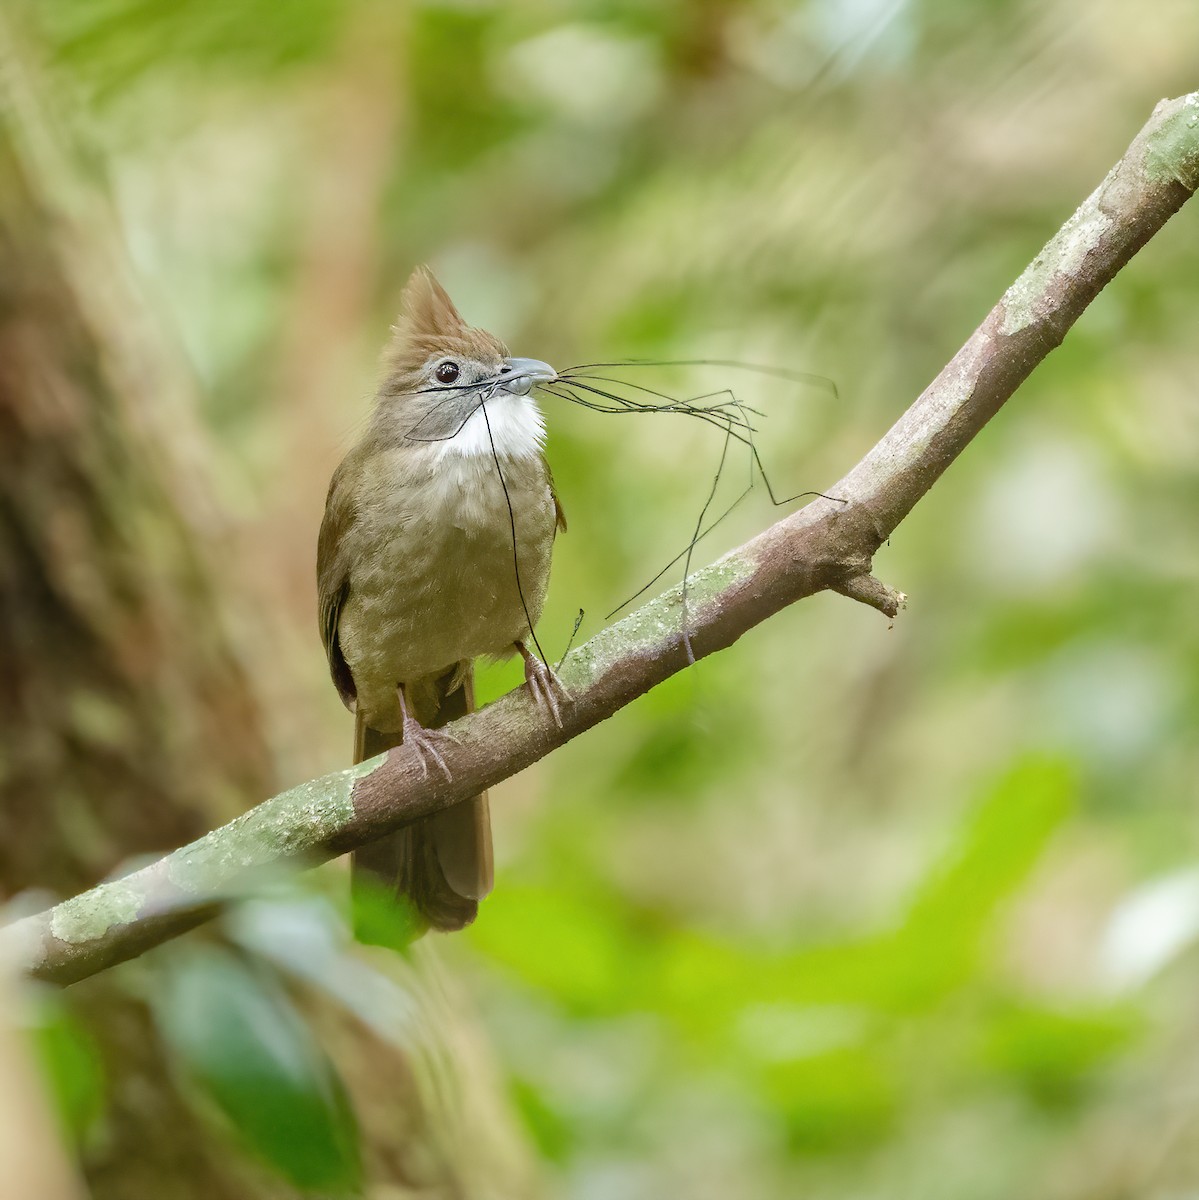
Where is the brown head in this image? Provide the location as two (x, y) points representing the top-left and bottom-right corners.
(375, 266), (557, 446)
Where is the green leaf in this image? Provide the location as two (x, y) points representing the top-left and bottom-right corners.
(29, 997), (105, 1144)
(904, 754), (1076, 957)
(760, 1045), (896, 1153)
(151, 945), (360, 1193)
(980, 1002), (1142, 1107)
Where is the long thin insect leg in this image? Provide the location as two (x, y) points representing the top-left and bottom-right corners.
(541, 384), (626, 413)
(555, 608), (585, 673)
(478, 400), (553, 669)
(564, 380), (755, 448)
(558, 372), (759, 429)
(562, 373), (761, 423)
(604, 483), (754, 619)
(559, 358), (839, 397)
(547, 367), (843, 638)
(722, 389), (844, 509)
(678, 419), (735, 666)
(404, 398), (483, 443)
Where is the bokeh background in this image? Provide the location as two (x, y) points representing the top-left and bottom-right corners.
(2, 1), (1198, 1197)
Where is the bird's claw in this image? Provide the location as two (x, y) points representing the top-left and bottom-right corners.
(521, 650), (570, 729)
(401, 716), (456, 782)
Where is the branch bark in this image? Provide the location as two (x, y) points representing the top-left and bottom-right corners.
(8, 92), (1198, 988)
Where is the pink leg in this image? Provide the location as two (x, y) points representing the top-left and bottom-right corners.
(516, 642), (570, 729)
(398, 685), (460, 782)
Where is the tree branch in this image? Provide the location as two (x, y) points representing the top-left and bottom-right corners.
(7, 93), (1198, 988)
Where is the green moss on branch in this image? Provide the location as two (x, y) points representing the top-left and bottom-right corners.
(1145, 92), (1199, 189)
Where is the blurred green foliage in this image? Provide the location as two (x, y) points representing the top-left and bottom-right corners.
(151, 945), (361, 1191)
(29, 997), (105, 1145)
(22, 0), (1199, 1195)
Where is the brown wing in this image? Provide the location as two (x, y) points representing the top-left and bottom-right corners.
(316, 457), (358, 709)
(544, 454), (567, 532)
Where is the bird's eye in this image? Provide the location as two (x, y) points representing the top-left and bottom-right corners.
(435, 361), (460, 385)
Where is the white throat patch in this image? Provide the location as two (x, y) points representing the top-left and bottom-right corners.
(434, 394), (546, 461)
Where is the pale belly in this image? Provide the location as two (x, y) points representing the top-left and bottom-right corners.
(339, 451), (556, 731)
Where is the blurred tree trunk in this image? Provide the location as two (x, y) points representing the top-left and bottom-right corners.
(0, 139), (271, 905)
(0, 90), (295, 1198)
(0, 33), (536, 1200)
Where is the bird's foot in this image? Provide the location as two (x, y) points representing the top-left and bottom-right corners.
(401, 715), (460, 782)
(517, 642), (570, 729)
(396, 686), (459, 782)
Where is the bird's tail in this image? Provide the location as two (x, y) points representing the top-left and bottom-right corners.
(352, 665), (493, 940)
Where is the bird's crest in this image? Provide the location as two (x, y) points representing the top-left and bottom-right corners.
(384, 266), (508, 378)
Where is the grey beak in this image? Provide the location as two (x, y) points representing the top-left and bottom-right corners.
(500, 357), (557, 396)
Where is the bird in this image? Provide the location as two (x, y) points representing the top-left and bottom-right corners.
(317, 265), (566, 936)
